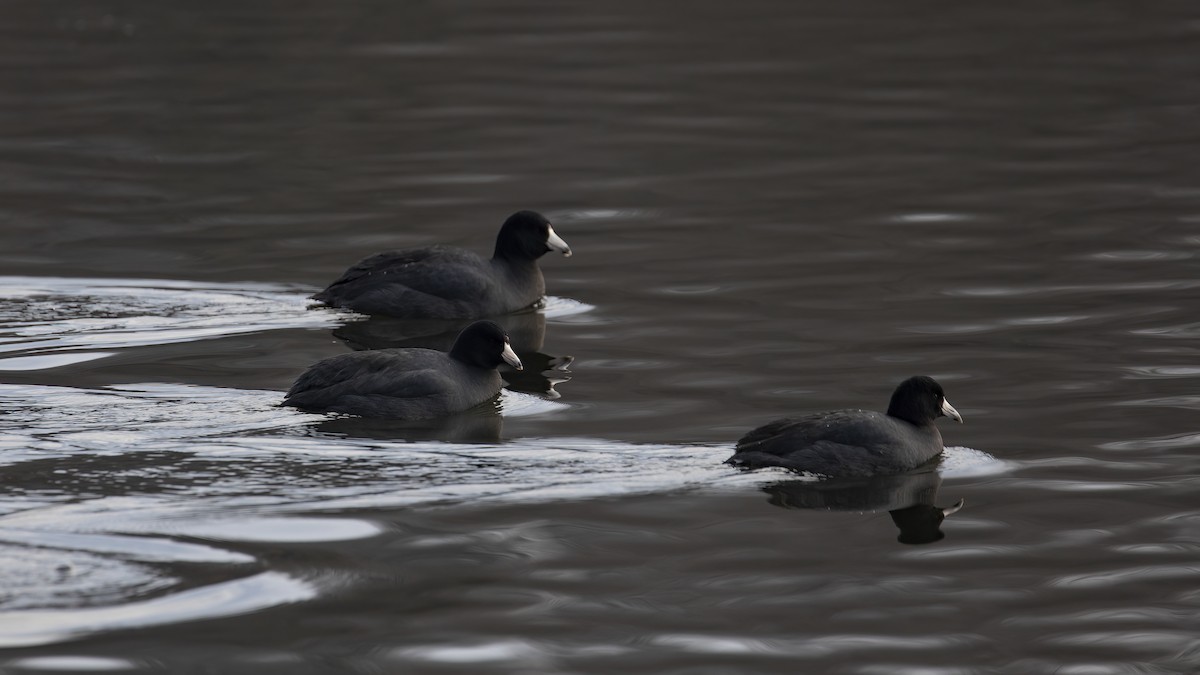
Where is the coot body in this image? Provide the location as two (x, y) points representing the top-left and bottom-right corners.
(727, 376), (963, 477)
(283, 321), (523, 419)
(313, 210), (571, 319)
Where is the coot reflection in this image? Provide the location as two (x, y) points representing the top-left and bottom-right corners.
(332, 310), (573, 399)
(763, 470), (965, 544)
(305, 404), (505, 444)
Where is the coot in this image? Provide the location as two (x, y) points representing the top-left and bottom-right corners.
(282, 320), (523, 419)
(313, 210), (571, 318)
(727, 375), (963, 477)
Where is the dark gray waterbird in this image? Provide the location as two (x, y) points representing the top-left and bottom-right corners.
(312, 210), (571, 319)
(282, 320), (523, 419)
(727, 376), (963, 477)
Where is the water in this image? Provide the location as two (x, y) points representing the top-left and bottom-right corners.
(1, 0), (1199, 672)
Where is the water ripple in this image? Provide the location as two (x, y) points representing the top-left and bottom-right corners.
(0, 544), (170, 612)
(649, 631), (982, 657)
(0, 382), (733, 510)
(938, 446), (1012, 478)
(1123, 366), (1200, 379)
(1006, 607), (1193, 627)
(1131, 321), (1200, 338)
(1041, 630), (1199, 656)
(1086, 250), (1194, 262)
(0, 528), (253, 564)
(1114, 395), (1200, 411)
(0, 276), (352, 370)
(1049, 565), (1200, 589)
(4, 655), (140, 672)
(539, 295), (595, 320)
(0, 489), (376, 648)
(391, 640), (555, 666)
(888, 212), (977, 224)
(1099, 432), (1200, 451)
(0, 572), (314, 649)
(945, 280), (1200, 299)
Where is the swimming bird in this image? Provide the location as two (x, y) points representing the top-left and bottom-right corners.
(312, 210), (571, 319)
(727, 376), (963, 477)
(282, 320), (523, 419)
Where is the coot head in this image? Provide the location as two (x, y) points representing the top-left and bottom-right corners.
(493, 210), (571, 261)
(449, 320), (523, 371)
(885, 375), (963, 426)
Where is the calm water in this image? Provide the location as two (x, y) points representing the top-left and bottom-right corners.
(1, 1), (1199, 673)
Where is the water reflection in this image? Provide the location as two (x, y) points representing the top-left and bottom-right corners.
(333, 310), (548, 354)
(4, 0), (1199, 665)
(306, 405), (506, 443)
(0, 276), (347, 371)
(763, 470), (965, 545)
(0, 382), (728, 513)
(0, 572), (314, 649)
(0, 485), (379, 648)
(332, 309), (574, 398)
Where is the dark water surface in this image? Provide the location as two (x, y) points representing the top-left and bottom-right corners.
(1, 1), (1199, 673)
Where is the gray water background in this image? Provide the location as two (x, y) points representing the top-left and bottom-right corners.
(0, 1), (1198, 673)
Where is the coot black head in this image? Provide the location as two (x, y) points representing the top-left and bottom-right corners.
(448, 320), (523, 371)
(493, 210), (572, 261)
(886, 375), (963, 426)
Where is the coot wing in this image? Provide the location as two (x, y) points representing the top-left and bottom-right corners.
(735, 410), (894, 451)
(284, 351), (448, 405)
(314, 246), (494, 316)
(734, 416), (804, 450)
(730, 410), (909, 476)
(732, 439), (897, 476)
(319, 246), (470, 288)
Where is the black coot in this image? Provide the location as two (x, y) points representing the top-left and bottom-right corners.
(727, 376), (963, 477)
(282, 320), (523, 419)
(313, 210), (571, 319)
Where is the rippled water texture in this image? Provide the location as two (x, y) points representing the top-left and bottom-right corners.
(1, 1), (1199, 673)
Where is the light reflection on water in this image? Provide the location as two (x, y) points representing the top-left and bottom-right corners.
(0, 276), (351, 371)
(0, 572), (315, 649)
(0, 276), (610, 649)
(0, 375), (1003, 649)
(0, 260), (1189, 669)
(1, 0), (1199, 671)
